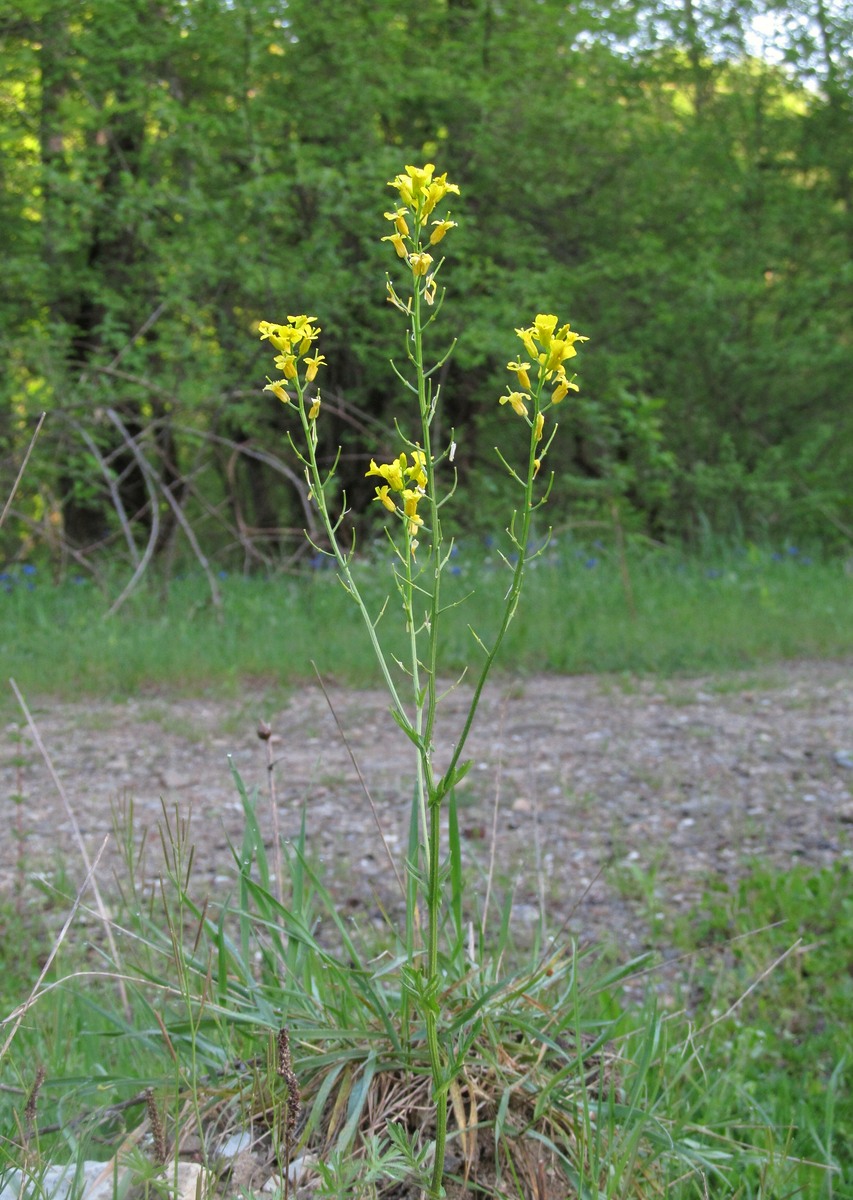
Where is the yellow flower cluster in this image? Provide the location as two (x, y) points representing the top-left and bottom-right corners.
(386, 163), (460, 220)
(499, 313), (587, 418)
(382, 164), (459, 297)
(366, 450), (429, 553)
(259, 315), (326, 411)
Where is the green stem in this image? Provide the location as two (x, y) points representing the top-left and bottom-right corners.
(411, 223), (448, 1199)
(440, 389), (543, 791)
(296, 384), (412, 734)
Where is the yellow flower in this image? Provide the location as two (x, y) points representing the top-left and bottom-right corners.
(384, 207), (410, 237)
(429, 219), (457, 245)
(304, 353), (326, 382)
(533, 457), (542, 477)
(387, 173), (414, 206)
(259, 321), (297, 353)
(402, 489), (424, 536)
(409, 251), (433, 277)
(274, 352), (298, 380)
(366, 453), (407, 492)
(423, 275), (437, 305)
(534, 412), (544, 442)
(388, 165), (435, 207)
(382, 232), (408, 259)
(515, 325), (539, 360)
(308, 397), (321, 420)
(405, 450), (428, 488)
(422, 173), (460, 217)
(499, 391), (529, 418)
(507, 360), (532, 390)
(258, 320), (285, 343)
(263, 379), (290, 404)
(551, 370), (579, 404)
(533, 313), (559, 346)
(388, 164), (459, 219)
(373, 485), (397, 513)
(260, 315), (321, 359)
(405, 162), (434, 197)
(514, 315), (588, 380)
(288, 313), (318, 331)
(546, 337), (578, 372)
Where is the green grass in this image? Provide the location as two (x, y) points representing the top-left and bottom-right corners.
(2, 541), (851, 700)
(2, 539), (850, 1197)
(2, 790), (849, 1198)
(670, 861), (853, 1195)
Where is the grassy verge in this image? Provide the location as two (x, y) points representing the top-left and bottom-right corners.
(1, 792), (849, 1198)
(670, 861), (852, 1195)
(2, 541), (851, 700)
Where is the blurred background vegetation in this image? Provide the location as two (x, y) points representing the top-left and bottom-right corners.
(1, 0), (851, 582)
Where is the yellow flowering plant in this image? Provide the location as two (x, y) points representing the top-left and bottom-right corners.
(255, 163), (586, 1198)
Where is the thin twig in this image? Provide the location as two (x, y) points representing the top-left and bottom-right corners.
(482, 692), (510, 929)
(696, 939), (803, 1037)
(107, 409), (221, 610)
(311, 663), (406, 900)
(0, 836), (110, 1063)
(74, 421), (141, 567)
(0, 412), (46, 530)
(9, 680), (131, 1019)
(101, 420), (162, 615)
(105, 409), (225, 614)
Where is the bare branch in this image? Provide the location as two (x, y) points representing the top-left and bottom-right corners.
(1, 412), (46, 531)
(106, 409), (221, 611)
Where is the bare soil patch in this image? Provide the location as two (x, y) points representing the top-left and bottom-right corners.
(4, 661), (852, 966)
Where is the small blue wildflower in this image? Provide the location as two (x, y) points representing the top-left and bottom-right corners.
(217, 569), (228, 579)
(449, 564), (462, 576)
(705, 568), (722, 579)
(584, 557), (598, 569)
(483, 534), (495, 549)
(449, 544), (460, 558)
(21, 563), (37, 575)
(801, 555), (812, 566)
(771, 552), (783, 562)
(786, 546), (799, 557)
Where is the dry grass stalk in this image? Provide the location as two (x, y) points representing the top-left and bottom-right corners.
(0, 412), (45, 531)
(0, 836), (110, 1063)
(9, 680), (131, 1019)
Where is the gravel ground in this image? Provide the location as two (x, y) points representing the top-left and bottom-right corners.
(4, 660), (853, 964)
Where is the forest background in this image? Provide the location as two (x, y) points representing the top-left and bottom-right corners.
(1, 0), (852, 579)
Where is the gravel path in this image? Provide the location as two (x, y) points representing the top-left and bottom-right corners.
(4, 661), (852, 965)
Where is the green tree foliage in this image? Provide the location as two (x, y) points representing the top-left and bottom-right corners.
(1, 0), (850, 573)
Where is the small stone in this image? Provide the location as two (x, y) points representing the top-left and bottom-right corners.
(511, 797), (532, 813)
(159, 771), (194, 790)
